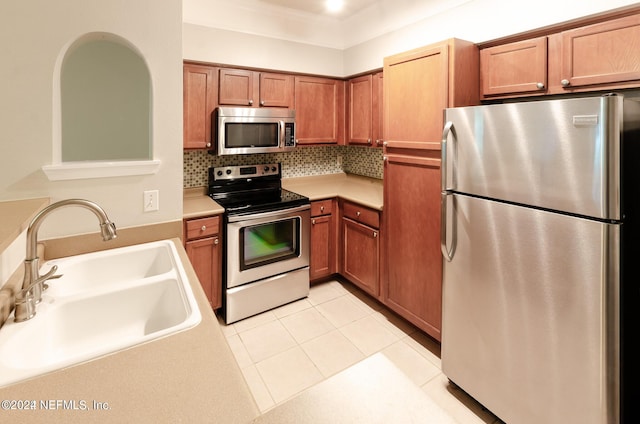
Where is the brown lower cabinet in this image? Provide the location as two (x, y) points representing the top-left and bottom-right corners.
(382, 149), (443, 341)
(310, 199), (337, 281)
(184, 215), (222, 309)
(340, 200), (381, 298)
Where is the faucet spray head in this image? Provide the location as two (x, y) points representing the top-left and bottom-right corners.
(100, 221), (117, 241)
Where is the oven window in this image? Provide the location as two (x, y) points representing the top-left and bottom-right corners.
(241, 217), (300, 270)
(225, 123), (279, 148)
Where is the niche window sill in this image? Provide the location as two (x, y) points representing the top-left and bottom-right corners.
(42, 160), (161, 181)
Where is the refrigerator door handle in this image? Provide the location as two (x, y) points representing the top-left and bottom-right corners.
(441, 120), (454, 191)
(440, 191), (456, 262)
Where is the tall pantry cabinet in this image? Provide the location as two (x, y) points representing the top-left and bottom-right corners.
(382, 38), (479, 341)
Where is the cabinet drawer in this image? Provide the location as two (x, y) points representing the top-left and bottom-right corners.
(185, 216), (220, 240)
(342, 201), (379, 229)
(311, 199), (333, 217)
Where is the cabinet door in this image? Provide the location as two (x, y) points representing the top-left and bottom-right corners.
(218, 68), (256, 106)
(372, 71), (384, 147)
(259, 72), (294, 108)
(480, 37), (547, 97)
(560, 13), (640, 89)
(383, 150), (442, 341)
(310, 214), (334, 280)
(348, 75), (373, 146)
(384, 44), (448, 148)
(185, 236), (221, 309)
(342, 218), (379, 297)
(294, 76), (344, 145)
(183, 64), (216, 149)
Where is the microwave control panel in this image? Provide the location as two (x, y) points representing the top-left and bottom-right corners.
(284, 122), (295, 147)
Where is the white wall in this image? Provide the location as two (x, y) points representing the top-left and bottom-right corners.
(183, 24), (344, 77)
(344, 0), (640, 75)
(0, 0), (183, 239)
(183, 0), (639, 77)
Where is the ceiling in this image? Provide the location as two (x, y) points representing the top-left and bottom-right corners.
(256, 0), (380, 19)
(183, 0), (473, 49)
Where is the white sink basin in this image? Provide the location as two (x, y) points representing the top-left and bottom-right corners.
(44, 241), (175, 296)
(0, 240), (202, 388)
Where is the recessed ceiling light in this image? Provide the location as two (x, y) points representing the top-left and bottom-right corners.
(326, 0), (345, 13)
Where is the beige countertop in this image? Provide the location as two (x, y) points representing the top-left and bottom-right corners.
(183, 187), (224, 219)
(0, 238), (259, 424)
(283, 173), (383, 210)
(183, 173), (383, 220)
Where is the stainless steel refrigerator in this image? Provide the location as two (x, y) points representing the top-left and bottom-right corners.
(440, 94), (639, 424)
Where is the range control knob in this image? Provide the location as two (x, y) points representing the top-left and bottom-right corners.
(216, 170), (223, 177)
(271, 166), (277, 172)
(264, 166), (270, 172)
(226, 169), (232, 175)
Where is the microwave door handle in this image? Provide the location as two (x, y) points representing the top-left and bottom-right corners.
(279, 121), (285, 148)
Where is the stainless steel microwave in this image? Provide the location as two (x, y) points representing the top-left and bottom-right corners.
(214, 107), (296, 155)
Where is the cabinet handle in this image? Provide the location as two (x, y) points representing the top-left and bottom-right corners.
(383, 141), (388, 147)
(373, 231), (378, 238)
(214, 238), (219, 245)
(536, 82), (545, 89)
(320, 206), (325, 212)
(206, 142), (211, 148)
(383, 156), (388, 162)
(248, 99), (254, 105)
(201, 225), (207, 231)
(312, 219), (316, 225)
(367, 139), (372, 145)
(356, 211), (361, 217)
(260, 100), (265, 106)
(376, 139), (383, 146)
(561, 79), (570, 87)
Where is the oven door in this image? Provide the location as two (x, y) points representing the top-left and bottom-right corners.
(226, 205), (310, 288)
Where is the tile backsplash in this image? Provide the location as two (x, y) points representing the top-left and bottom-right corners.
(183, 145), (383, 188)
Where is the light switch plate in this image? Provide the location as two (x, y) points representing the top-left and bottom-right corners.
(143, 190), (159, 212)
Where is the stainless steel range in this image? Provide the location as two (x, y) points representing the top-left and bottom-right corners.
(209, 163), (310, 324)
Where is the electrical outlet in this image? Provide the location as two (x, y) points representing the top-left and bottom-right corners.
(337, 154), (343, 167)
(143, 190), (159, 212)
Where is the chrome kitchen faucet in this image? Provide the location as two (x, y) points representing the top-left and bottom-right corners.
(14, 199), (117, 322)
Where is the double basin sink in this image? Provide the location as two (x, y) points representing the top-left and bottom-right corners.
(0, 240), (202, 388)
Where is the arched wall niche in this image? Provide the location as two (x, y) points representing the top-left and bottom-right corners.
(45, 32), (159, 181)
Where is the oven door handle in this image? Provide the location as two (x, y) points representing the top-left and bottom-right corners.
(227, 204), (310, 223)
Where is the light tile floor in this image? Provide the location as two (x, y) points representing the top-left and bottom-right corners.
(216, 279), (503, 423)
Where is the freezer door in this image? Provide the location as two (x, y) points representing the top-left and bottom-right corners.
(442, 95), (622, 220)
(441, 194), (620, 424)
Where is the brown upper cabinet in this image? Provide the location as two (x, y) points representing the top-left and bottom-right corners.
(294, 75), (345, 145)
(480, 37), (548, 97)
(481, 11), (640, 99)
(218, 68), (294, 108)
(347, 72), (383, 147)
(183, 63), (216, 149)
(384, 38), (479, 149)
(559, 13), (640, 91)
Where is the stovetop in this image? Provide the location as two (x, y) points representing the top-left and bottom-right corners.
(208, 163), (309, 215)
